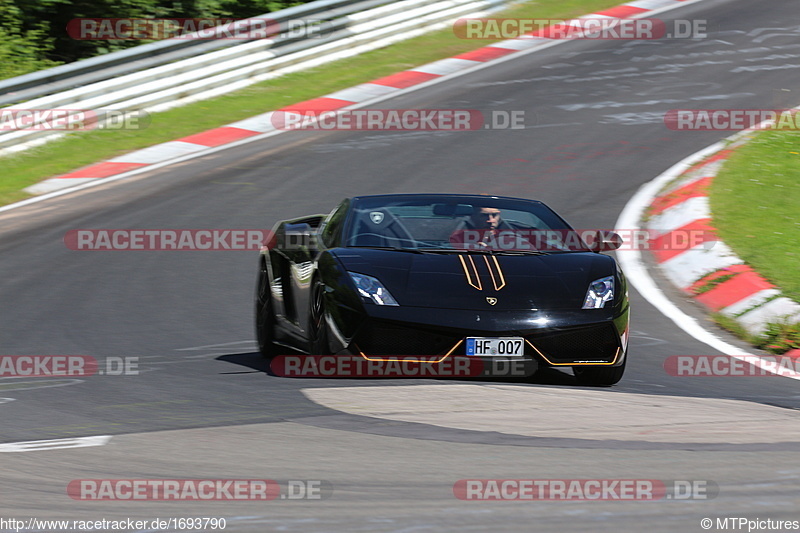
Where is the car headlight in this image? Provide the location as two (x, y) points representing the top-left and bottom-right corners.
(582, 276), (614, 309)
(349, 272), (399, 306)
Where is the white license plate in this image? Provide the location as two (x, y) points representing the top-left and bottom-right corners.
(466, 337), (525, 356)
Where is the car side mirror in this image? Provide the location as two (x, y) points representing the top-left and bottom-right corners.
(588, 230), (623, 252)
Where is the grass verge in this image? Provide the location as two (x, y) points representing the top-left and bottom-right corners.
(0, 0), (623, 207)
(712, 312), (800, 355)
(709, 131), (800, 304)
(709, 130), (800, 354)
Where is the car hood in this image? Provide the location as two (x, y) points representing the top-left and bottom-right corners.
(333, 248), (616, 310)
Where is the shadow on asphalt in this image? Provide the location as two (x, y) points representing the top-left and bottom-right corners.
(216, 352), (275, 375)
(216, 352), (580, 386)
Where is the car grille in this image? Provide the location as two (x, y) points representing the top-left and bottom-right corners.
(527, 324), (620, 364)
(353, 322), (460, 356)
(353, 321), (620, 363)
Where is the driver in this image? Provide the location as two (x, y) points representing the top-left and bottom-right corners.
(470, 206), (504, 231)
(452, 206), (532, 250)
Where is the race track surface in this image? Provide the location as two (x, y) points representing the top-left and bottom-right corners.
(2, 0), (799, 530)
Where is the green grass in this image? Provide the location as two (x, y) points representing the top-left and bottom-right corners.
(709, 131), (800, 304)
(757, 320), (800, 354)
(0, 0), (623, 206)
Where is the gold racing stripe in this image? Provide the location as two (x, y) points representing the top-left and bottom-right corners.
(458, 255), (483, 290)
(458, 254), (507, 291)
(483, 255), (506, 291)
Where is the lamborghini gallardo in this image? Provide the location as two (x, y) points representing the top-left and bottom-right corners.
(255, 194), (630, 385)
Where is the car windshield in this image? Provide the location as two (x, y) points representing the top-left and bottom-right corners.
(344, 196), (592, 253)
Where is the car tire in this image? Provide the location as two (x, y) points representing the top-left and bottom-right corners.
(308, 281), (329, 355)
(255, 262), (279, 359)
(573, 357), (626, 386)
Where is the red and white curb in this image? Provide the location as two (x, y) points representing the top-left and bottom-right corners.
(616, 136), (800, 374)
(24, 0), (697, 195)
(645, 141), (800, 337)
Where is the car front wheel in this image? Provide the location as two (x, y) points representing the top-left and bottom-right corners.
(308, 281), (329, 355)
(255, 262), (278, 359)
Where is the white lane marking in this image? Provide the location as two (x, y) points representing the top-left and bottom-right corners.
(630, 330), (669, 347)
(182, 353), (238, 359)
(0, 378), (84, 391)
(530, 122), (583, 128)
(556, 92), (753, 111)
(0, 435), (111, 452)
(175, 340), (255, 351)
(0, 398), (15, 405)
(0, 0), (708, 215)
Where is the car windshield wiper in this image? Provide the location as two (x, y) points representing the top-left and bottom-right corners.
(349, 245), (425, 253)
(443, 248), (552, 256)
(489, 249), (552, 255)
(351, 246), (483, 254)
(416, 248), (511, 254)
(348, 246), (556, 256)
(416, 248), (475, 254)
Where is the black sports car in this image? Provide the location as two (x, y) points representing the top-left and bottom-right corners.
(255, 194), (630, 385)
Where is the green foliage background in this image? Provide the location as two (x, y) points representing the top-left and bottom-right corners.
(0, 0), (309, 79)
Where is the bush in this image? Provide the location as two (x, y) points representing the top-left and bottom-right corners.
(0, 0), (62, 79)
(757, 320), (800, 354)
(0, 0), (312, 80)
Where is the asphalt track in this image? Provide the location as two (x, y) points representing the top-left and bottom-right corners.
(2, 0), (800, 530)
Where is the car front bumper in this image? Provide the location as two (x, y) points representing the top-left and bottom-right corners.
(332, 304), (629, 367)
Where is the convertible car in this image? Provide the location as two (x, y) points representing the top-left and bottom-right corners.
(255, 194), (630, 385)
